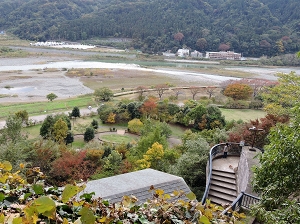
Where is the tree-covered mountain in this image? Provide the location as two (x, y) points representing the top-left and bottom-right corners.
(1, 0), (300, 57)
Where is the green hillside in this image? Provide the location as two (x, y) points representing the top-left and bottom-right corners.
(1, 0), (300, 57)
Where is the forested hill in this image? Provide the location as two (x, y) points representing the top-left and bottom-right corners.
(1, 0), (300, 57)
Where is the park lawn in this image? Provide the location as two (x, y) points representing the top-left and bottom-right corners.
(99, 133), (138, 144)
(23, 124), (42, 139)
(169, 123), (188, 138)
(220, 108), (266, 122)
(0, 95), (96, 119)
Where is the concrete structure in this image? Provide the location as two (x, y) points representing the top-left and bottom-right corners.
(80, 169), (192, 204)
(205, 51), (241, 60)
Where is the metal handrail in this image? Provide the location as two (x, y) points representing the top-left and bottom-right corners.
(201, 142), (241, 204)
(221, 192), (260, 215)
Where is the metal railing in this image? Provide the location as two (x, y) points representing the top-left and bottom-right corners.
(201, 142), (242, 205)
(221, 192), (260, 215)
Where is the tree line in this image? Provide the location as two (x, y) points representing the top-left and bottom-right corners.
(1, 0), (300, 57)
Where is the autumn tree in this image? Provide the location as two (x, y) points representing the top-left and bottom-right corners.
(218, 43), (230, 51)
(46, 93), (57, 102)
(140, 97), (157, 119)
(223, 83), (253, 100)
(106, 112), (116, 123)
(174, 32), (184, 42)
(137, 142), (164, 170)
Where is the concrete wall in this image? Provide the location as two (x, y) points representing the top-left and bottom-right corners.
(236, 150), (249, 194)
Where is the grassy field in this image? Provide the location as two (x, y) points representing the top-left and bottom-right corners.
(220, 108), (266, 122)
(99, 134), (138, 144)
(0, 95), (96, 119)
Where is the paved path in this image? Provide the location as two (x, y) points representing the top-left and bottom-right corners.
(0, 107), (98, 129)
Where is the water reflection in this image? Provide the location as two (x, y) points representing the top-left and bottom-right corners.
(0, 86), (36, 94)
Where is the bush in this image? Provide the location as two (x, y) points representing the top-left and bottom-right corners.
(225, 99), (249, 109)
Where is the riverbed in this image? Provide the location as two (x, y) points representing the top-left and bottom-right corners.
(0, 47), (299, 103)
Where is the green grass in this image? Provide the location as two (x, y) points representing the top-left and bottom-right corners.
(220, 108), (266, 122)
(169, 123), (188, 138)
(99, 134), (138, 144)
(0, 95), (96, 119)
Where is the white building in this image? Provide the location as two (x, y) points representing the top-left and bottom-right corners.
(190, 50), (202, 58)
(177, 48), (190, 57)
(205, 51), (241, 60)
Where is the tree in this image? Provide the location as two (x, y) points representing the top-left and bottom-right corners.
(137, 142), (164, 170)
(71, 106), (80, 119)
(174, 32), (184, 42)
(94, 87), (114, 102)
(65, 131), (74, 145)
(46, 93), (57, 102)
(15, 110), (29, 125)
(97, 103), (115, 123)
(169, 136), (210, 198)
(106, 112), (116, 123)
(136, 86), (148, 101)
(206, 86), (217, 98)
(189, 86), (202, 100)
(128, 118), (144, 134)
(40, 115), (55, 139)
(218, 43), (230, 51)
(91, 119), (98, 129)
(223, 83), (253, 100)
(155, 84), (168, 100)
(40, 114), (71, 139)
(140, 97), (157, 119)
(84, 127), (95, 142)
(251, 105), (300, 223)
(187, 104), (207, 130)
(0, 115), (23, 144)
(52, 118), (68, 143)
(261, 72), (300, 116)
(196, 38), (207, 51)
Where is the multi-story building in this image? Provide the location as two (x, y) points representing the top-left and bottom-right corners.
(205, 51), (242, 60)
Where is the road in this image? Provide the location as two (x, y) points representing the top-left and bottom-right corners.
(0, 107), (98, 129)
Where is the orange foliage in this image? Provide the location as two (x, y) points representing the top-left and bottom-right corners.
(224, 83), (253, 100)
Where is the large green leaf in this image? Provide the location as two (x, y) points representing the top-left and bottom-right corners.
(79, 207), (96, 224)
(62, 184), (85, 203)
(33, 196), (56, 219)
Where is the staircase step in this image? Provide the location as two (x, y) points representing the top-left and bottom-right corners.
(209, 185), (237, 196)
(212, 170), (236, 179)
(211, 179), (236, 189)
(209, 189), (237, 202)
(211, 175), (236, 184)
(207, 195), (232, 206)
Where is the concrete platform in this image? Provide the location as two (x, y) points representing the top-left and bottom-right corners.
(212, 156), (240, 173)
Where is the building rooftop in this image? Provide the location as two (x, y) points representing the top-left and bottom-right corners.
(80, 168), (192, 204)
